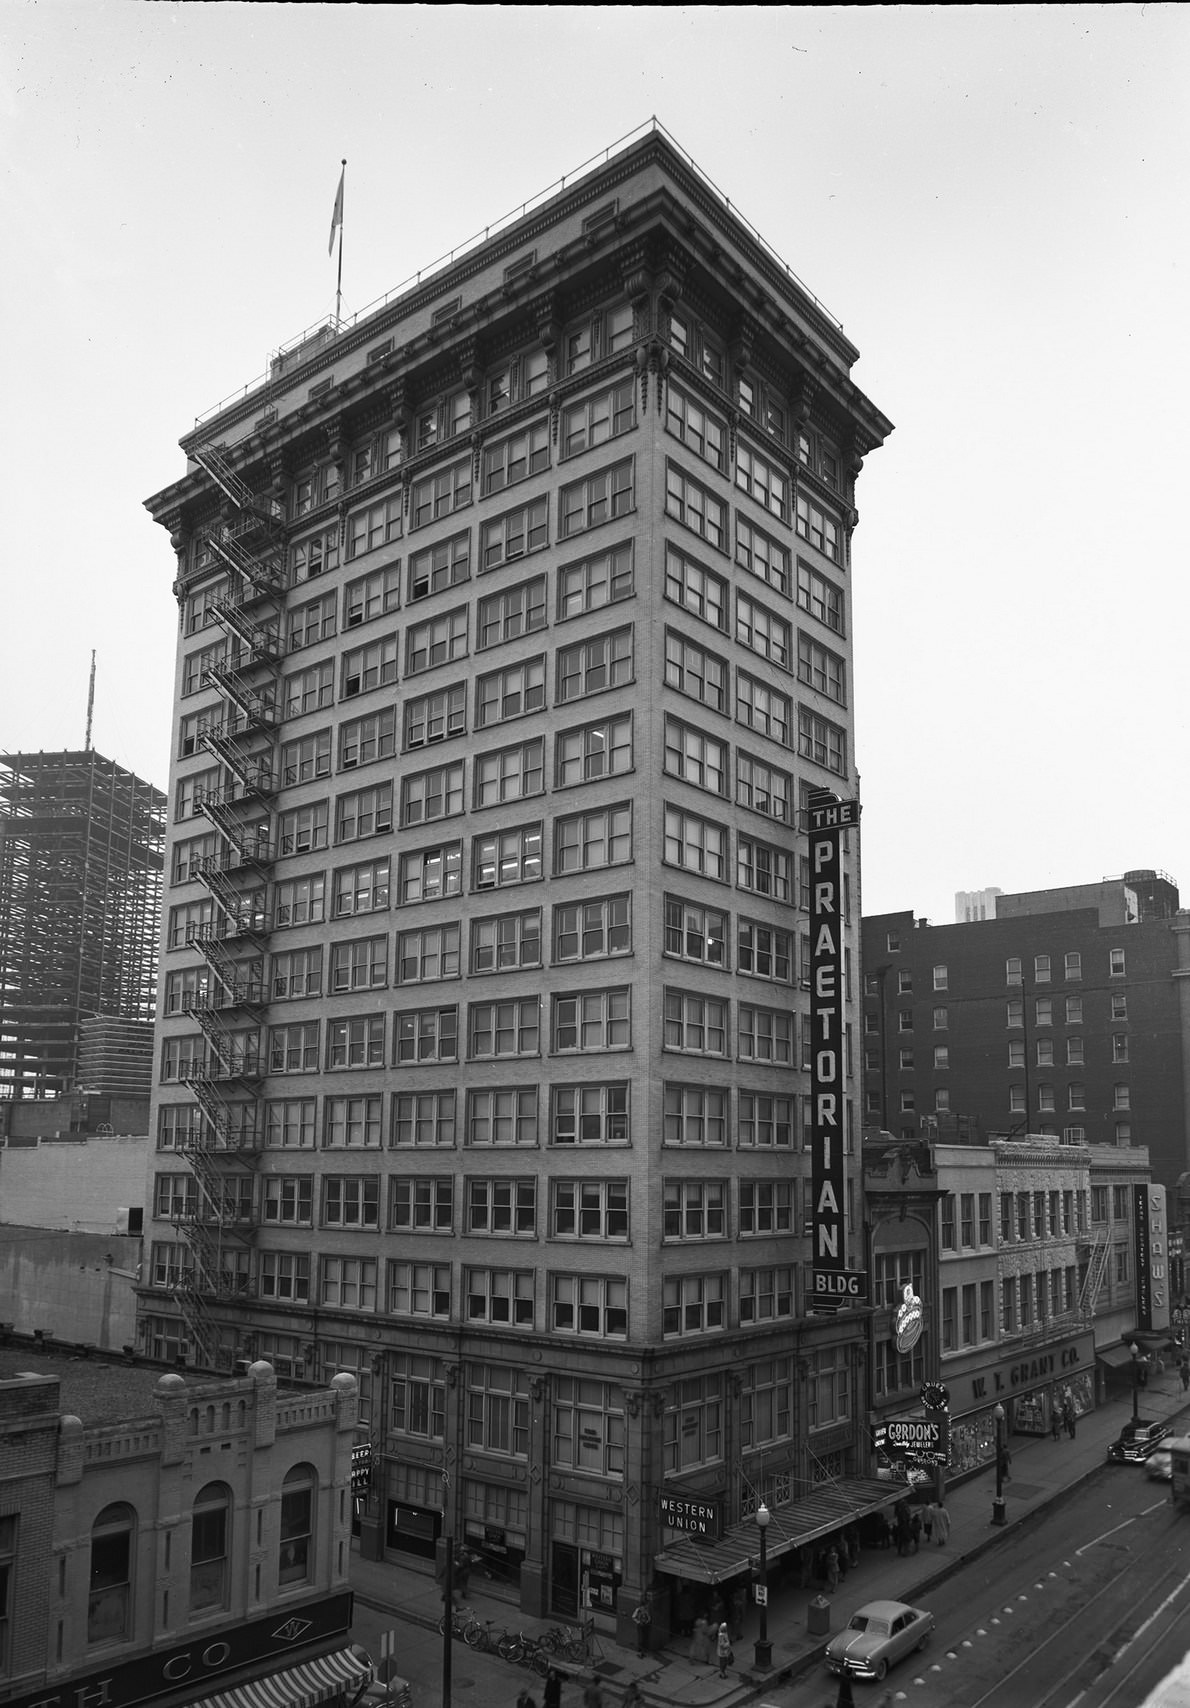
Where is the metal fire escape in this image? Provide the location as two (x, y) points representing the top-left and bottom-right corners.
(1078, 1227), (1113, 1321)
(175, 445), (286, 1369)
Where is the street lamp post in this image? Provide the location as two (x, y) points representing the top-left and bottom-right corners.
(753, 1503), (772, 1670)
(1130, 1341), (1142, 1425)
(991, 1403), (1006, 1526)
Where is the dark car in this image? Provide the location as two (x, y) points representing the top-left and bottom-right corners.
(1107, 1418), (1170, 1463)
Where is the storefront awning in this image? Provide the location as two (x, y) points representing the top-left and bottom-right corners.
(1096, 1344), (1139, 1371)
(654, 1477), (902, 1586)
(198, 1648), (371, 1708)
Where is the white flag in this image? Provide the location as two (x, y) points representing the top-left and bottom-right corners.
(328, 164), (345, 257)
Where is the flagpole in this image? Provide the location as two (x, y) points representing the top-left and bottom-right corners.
(335, 158), (346, 326)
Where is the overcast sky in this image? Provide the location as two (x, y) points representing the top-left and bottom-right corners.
(1, 3), (1186, 925)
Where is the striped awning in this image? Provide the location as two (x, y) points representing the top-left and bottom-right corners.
(198, 1649), (371, 1708)
(654, 1477), (903, 1585)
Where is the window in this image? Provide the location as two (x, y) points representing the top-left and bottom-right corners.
(551, 989), (630, 1053)
(410, 458), (472, 528)
(408, 532), (470, 602)
(476, 737), (545, 805)
(738, 920), (792, 983)
(392, 1090), (457, 1147)
(551, 1083), (628, 1146)
(344, 563), (401, 629)
(736, 592), (791, 669)
(1068, 1082), (1086, 1110)
(736, 751), (792, 822)
(327, 1015), (385, 1070)
(416, 387), (471, 449)
(556, 627), (633, 703)
(551, 1179), (629, 1240)
(1066, 951), (1082, 981)
(664, 989), (728, 1056)
(665, 629), (727, 713)
(664, 717), (726, 796)
(406, 607), (467, 676)
(739, 1004), (794, 1064)
(171, 830), (218, 885)
(486, 347), (548, 414)
(560, 460), (634, 537)
(393, 1007), (459, 1064)
(664, 1180), (726, 1240)
(565, 302), (634, 372)
(264, 1100), (316, 1149)
(797, 707), (847, 776)
(736, 517), (791, 596)
(739, 1092), (793, 1148)
(480, 498), (549, 572)
(663, 803), (726, 880)
(388, 1261), (451, 1318)
(1114, 1083), (1131, 1110)
(798, 633), (846, 703)
(1110, 948), (1126, 976)
(795, 493), (841, 562)
(666, 384), (726, 471)
(341, 635), (398, 699)
(335, 782), (394, 842)
(478, 574), (547, 649)
(399, 841), (462, 904)
(558, 542), (634, 619)
(1111, 993), (1127, 1021)
(88, 1505), (135, 1643)
(474, 821), (544, 889)
(466, 1087), (538, 1147)
(663, 1274), (724, 1337)
(737, 833), (792, 901)
(466, 1365), (532, 1459)
(288, 591), (336, 651)
(390, 1356), (445, 1438)
(561, 379), (635, 457)
(739, 1181), (794, 1235)
(258, 1251), (310, 1302)
(553, 894), (630, 963)
(403, 684), (467, 749)
(277, 800), (329, 856)
(401, 762), (464, 827)
(322, 1176), (381, 1229)
(665, 464), (725, 549)
(469, 998), (541, 1058)
(283, 660), (334, 719)
(554, 804), (631, 874)
(396, 924), (461, 984)
(797, 561), (845, 633)
(339, 709), (398, 771)
(658, 1084), (729, 1151)
(390, 1177), (454, 1232)
(472, 908), (542, 973)
(551, 1274), (627, 1337)
(1035, 997), (1053, 1027)
(263, 1176), (313, 1223)
(466, 1267), (534, 1327)
(1034, 954), (1051, 984)
(736, 672), (792, 747)
(664, 896), (727, 967)
(268, 1022), (319, 1074)
(346, 498), (402, 562)
(663, 1373), (722, 1468)
(735, 441), (789, 520)
(664, 544), (727, 630)
(270, 946), (323, 1000)
(552, 1378), (625, 1477)
(482, 421), (549, 495)
(290, 518), (339, 576)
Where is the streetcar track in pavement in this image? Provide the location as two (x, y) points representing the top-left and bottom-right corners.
(1056, 1564), (1190, 1708)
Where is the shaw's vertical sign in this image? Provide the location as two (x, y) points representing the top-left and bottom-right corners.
(1133, 1182), (1170, 1333)
(807, 791), (868, 1310)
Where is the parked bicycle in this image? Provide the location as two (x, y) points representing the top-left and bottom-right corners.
(538, 1623), (591, 1662)
(461, 1613), (499, 1652)
(497, 1631), (550, 1675)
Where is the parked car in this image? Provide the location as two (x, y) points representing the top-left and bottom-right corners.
(1107, 1418), (1170, 1463)
(825, 1598), (935, 1682)
(358, 1679), (412, 1708)
(1146, 1444), (1174, 1481)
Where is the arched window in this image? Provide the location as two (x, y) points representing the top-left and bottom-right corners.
(89, 1503), (135, 1643)
(279, 1464), (316, 1587)
(191, 1482), (232, 1612)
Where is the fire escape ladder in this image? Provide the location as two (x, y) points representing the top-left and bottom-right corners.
(206, 654), (281, 730)
(1079, 1228), (1113, 1319)
(191, 444), (257, 511)
(200, 724), (276, 798)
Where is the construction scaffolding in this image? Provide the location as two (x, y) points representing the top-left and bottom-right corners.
(0, 750), (166, 1099)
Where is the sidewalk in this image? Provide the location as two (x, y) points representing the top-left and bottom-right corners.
(352, 1372), (1190, 1707)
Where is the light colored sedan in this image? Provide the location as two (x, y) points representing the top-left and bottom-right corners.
(825, 1598), (935, 1682)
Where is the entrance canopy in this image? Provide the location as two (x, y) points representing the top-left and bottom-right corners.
(198, 1648), (371, 1708)
(653, 1477), (902, 1586)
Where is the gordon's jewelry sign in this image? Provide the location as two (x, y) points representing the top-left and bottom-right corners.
(807, 791), (867, 1309)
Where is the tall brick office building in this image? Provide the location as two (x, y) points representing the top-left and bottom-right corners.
(140, 123), (892, 1633)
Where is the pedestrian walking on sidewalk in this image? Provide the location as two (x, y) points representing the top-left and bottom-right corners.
(631, 1597), (651, 1657)
(932, 1503), (951, 1546)
(1181, 1361), (1190, 1394)
(1051, 1398), (1062, 1440)
(716, 1622), (732, 1678)
(544, 1672), (562, 1708)
(1063, 1401), (1077, 1440)
(998, 1443), (1013, 1481)
(826, 1544), (841, 1590)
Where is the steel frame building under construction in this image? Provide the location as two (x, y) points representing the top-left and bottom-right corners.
(0, 749), (166, 1099)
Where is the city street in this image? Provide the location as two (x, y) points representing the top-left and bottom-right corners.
(770, 1464), (1190, 1708)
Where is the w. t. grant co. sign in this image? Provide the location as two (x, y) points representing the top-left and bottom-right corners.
(947, 1331), (1095, 1414)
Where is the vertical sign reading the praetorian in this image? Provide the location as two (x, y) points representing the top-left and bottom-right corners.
(809, 792), (859, 1273)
